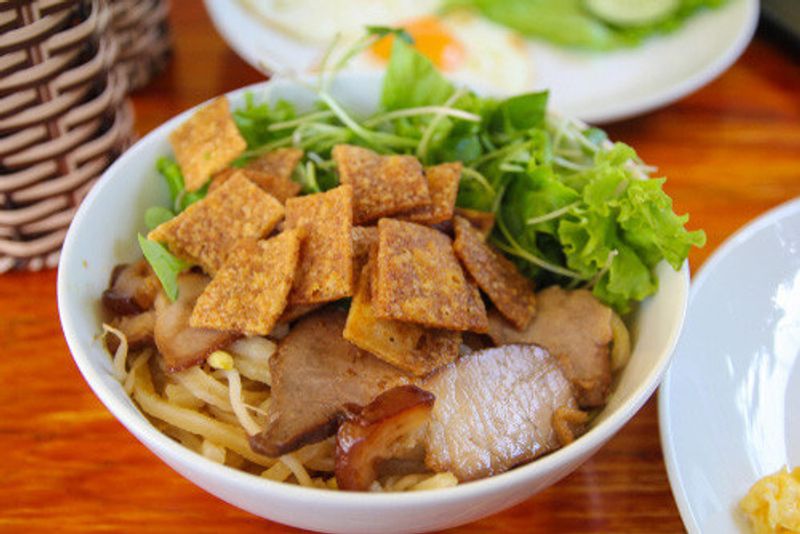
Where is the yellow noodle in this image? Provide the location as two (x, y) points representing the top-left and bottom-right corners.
(610, 312), (632, 372)
(165, 382), (205, 409)
(132, 363), (277, 467)
(173, 367), (232, 410)
(235, 358), (271, 384)
(207, 405), (241, 426)
(161, 423), (203, 451)
(102, 323), (128, 382)
(124, 350), (151, 395)
(280, 454), (313, 487)
(201, 439), (227, 464)
(410, 472), (458, 491)
(262, 461), (293, 482)
(386, 474), (429, 492)
(224, 369), (262, 436)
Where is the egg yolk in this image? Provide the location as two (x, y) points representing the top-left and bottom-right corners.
(370, 16), (465, 71)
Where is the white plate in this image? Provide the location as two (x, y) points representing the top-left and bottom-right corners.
(659, 198), (800, 533)
(204, 0), (758, 123)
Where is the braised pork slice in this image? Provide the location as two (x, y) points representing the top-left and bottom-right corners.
(154, 273), (237, 372)
(102, 260), (160, 315)
(336, 385), (434, 491)
(486, 287), (613, 408)
(423, 344), (579, 481)
(108, 311), (155, 352)
(249, 309), (410, 458)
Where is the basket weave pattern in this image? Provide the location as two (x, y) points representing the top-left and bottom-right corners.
(110, 0), (170, 91)
(0, 0), (135, 272)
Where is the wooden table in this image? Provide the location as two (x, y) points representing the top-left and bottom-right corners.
(2, 5), (798, 533)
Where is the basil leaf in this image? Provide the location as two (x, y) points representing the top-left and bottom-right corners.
(144, 206), (175, 230)
(156, 157), (185, 207)
(137, 234), (191, 301)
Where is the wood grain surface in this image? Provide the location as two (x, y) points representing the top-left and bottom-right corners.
(1, 4), (799, 533)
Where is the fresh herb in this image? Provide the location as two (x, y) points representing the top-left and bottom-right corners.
(140, 31), (704, 312)
(156, 157), (185, 209)
(444, 0), (728, 50)
(144, 206), (174, 230)
(137, 234), (191, 301)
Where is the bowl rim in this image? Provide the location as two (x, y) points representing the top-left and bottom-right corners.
(58, 74), (690, 506)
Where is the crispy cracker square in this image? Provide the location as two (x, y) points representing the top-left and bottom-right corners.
(285, 184), (354, 304)
(351, 225), (378, 277)
(333, 144), (430, 225)
(210, 167), (301, 203)
(247, 147), (303, 178)
(454, 207), (495, 238)
(169, 97), (247, 192)
(190, 230), (302, 335)
(453, 216), (536, 330)
(345, 259), (460, 376)
(373, 218), (487, 332)
(148, 173), (284, 275)
(398, 162), (461, 225)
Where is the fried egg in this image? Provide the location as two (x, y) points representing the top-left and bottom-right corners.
(241, 0), (533, 93)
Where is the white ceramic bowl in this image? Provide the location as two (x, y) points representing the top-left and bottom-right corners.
(57, 74), (690, 534)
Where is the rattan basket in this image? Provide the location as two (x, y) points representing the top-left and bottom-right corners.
(0, 0), (135, 272)
(110, 0), (170, 91)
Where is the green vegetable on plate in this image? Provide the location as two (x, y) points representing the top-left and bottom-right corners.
(444, 0), (728, 50)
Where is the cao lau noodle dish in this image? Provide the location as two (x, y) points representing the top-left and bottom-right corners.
(99, 33), (704, 493)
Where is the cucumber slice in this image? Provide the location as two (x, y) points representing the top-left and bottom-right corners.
(584, 0), (681, 28)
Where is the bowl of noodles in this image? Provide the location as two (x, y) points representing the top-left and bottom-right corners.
(58, 56), (694, 532)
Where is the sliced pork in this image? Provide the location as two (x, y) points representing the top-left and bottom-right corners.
(487, 287), (614, 407)
(423, 344), (580, 481)
(154, 273), (237, 372)
(102, 260), (160, 315)
(249, 309), (410, 458)
(108, 310), (155, 352)
(335, 385), (434, 491)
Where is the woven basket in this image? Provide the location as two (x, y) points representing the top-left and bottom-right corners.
(110, 0), (171, 91)
(0, 0), (135, 272)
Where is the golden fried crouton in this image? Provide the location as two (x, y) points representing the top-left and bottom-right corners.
(351, 225), (378, 276)
(285, 184), (354, 304)
(453, 216), (536, 330)
(209, 167), (301, 203)
(190, 230), (302, 335)
(247, 147), (304, 179)
(373, 218), (487, 332)
(454, 207), (495, 239)
(148, 173), (284, 275)
(169, 97), (247, 191)
(398, 162), (461, 225)
(278, 303), (322, 324)
(345, 259), (460, 376)
(333, 144), (430, 224)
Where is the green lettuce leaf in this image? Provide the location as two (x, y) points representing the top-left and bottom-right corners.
(381, 38), (455, 110)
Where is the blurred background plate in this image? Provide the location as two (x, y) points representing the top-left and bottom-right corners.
(659, 198), (800, 533)
(204, 0), (758, 123)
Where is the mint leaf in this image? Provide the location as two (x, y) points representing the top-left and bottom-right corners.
(137, 234), (190, 301)
(381, 38), (455, 110)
